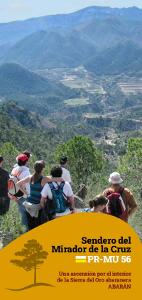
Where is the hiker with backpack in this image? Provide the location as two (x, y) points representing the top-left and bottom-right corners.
(40, 165), (75, 220)
(0, 156), (10, 215)
(103, 172), (138, 222)
(9, 154), (31, 231)
(16, 161), (65, 230)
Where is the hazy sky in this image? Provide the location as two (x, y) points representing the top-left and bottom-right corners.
(0, 0), (142, 23)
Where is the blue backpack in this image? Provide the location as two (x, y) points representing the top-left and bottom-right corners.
(48, 182), (67, 213)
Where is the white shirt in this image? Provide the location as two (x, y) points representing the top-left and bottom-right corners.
(11, 165), (31, 197)
(41, 181), (73, 200)
(61, 167), (72, 183)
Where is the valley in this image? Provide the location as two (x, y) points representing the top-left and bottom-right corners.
(0, 61), (142, 154)
(36, 66), (142, 149)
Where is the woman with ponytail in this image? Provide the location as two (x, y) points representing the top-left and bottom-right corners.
(17, 160), (62, 230)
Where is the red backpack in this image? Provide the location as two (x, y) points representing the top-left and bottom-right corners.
(104, 189), (128, 222)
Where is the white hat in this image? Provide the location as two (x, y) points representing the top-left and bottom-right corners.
(109, 172), (123, 185)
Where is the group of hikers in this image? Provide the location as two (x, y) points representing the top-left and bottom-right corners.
(0, 150), (138, 232)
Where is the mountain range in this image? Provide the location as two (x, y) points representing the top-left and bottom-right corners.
(0, 6), (142, 74)
(0, 6), (142, 46)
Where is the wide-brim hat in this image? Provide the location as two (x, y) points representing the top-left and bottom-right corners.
(109, 172), (123, 185)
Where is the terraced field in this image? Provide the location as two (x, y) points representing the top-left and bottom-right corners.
(37, 66), (106, 96)
(118, 80), (142, 95)
(64, 97), (90, 106)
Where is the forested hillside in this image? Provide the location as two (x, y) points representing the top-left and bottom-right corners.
(85, 42), (142, 76)
(0, 63), (78, 97)
(0, 102), (65, 162)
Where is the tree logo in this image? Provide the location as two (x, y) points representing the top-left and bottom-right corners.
(8, 239), (54, 291)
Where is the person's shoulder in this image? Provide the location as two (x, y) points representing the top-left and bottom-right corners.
(63, 182), (73, 197)
(22, 166), (30, 175)
(13, 165), (19, 170)
(11, 165), (20, 173)
(64, 181), (71, 188)
(123, 188), (133, 196)
(17, 166), (26, 174)
(41, 182), (50, 193)
(103, 187), (112, 195)
(62, 167), (70, 174)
